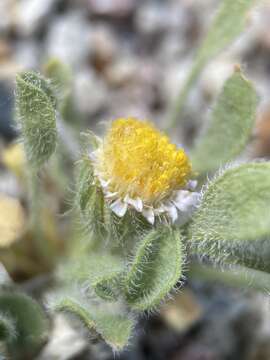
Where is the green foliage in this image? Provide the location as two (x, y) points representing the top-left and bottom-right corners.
(44, 58), (77, 124)
(188, 163), (270, 270)
(11, 13), (270, 351)
(168, 0), (257, 128)
(0, 292), (49, 357)
(193, 0), (255, 63)
(76, 156), (95, 212)
(50, 292), (134, 350)
(76, 137), (145, 247)
(16, 71), (57, 168)
(81, 131), (102, 151)
(44, 58), (72, 96)
(191, 70), (258, 174)
(190, 262), (270, 294)
(124, 227), (184, 311)
(59, 253), (124, 301)
(76, 155), (108, 242)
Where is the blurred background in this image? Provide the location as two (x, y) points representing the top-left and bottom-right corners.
(1, 0), (270, 359)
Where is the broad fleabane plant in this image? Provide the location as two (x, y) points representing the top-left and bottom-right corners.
(68, 61), (270, 350)
(1, 0), (269, 355)
(14, 67), (270, 350)
(10, 67), (270, 352)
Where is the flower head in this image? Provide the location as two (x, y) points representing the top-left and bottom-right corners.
(90, 118), (199, 224)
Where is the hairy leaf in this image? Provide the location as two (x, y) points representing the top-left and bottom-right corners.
(124, 227), (184, 311)
(188, 163), (270, 271)
(44, 58), (77, 124)
(50, 293), (134, 350)
(0, 293), (48, 356)
(168, 0), (257, 128)
(191, 70), (258, 173)
(76, 156), (95, 212)
(59, 253), (124, 301)
(81, 131), (102, 152)
(190, 262), (270, 293)
(76, 155), (107, 241)
(16, 71), (57, 167)
(44, 58), (72, 95)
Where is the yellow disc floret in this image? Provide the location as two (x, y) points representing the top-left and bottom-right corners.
(97, 118), (192, 204)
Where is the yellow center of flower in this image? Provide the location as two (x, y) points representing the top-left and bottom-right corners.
(97, 118), (192, 203)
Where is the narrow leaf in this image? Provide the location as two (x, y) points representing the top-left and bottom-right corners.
(191, 70), (258, 173)
(168, 0), (257, 128)
(124, 227), (184, 311)
(44, 58), (72, 96)
(81, 131), (102, 151)
(44, 58), (77, 124)
(76, 155), (95, 212)
(188, 163), (270, 271)
(190, 262), (270, 293)
(16, 71), (57, 168)
(50, 293), (134, 350)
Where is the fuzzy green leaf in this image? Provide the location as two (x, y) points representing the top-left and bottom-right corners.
(16, 71), (57, 168)
(188, 163), (270, 271)
(104, 206), (148, 247)
(44, 58), (72, 95)
(168, 0), (257, 128)
(81, 131), (102, 151)
(81, 184), (105, 238)
(50, 293), (134, 350)
(0, 293), (48, 356)
(59, 253), (124, 301)
(124, 227), (184, 311)
(191, 70), (258, 173)
(94, 271), (123, 302)
(190, 262), (270, 293)
(76, 155), (95, 212)
(44, 58), (77, 124)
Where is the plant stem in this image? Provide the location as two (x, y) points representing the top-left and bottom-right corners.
(28, 168), (55, 268)
(166, 62), (202, 130)
(189, 262), (270, 293)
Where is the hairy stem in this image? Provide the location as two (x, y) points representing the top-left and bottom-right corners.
(166, 62), (201, 130)
(27, 168), (55, 268)
(189, 262), (270, 293)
